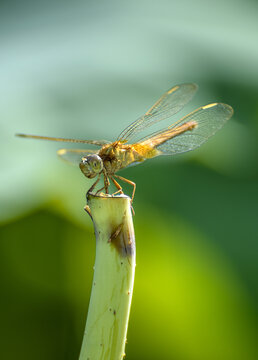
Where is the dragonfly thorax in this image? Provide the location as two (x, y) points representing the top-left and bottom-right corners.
(79, 154), (103, 179)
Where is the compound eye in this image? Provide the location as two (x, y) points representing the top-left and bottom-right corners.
(87, 155), (103, 172)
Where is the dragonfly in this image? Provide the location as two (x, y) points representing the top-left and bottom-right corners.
(16, 83), (233, 201)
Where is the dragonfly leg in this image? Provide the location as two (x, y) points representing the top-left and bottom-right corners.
(96, 170), (110, 195)
(87, 173), (101, 197)
(114, 175), (136, 203)
(103, 169), (110, 194)
(110, 176), (124, 196)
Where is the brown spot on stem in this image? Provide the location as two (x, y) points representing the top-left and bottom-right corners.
(109, 223), (123, 243)
(109, 219), (135, 257)
(88, 195), (135, 257)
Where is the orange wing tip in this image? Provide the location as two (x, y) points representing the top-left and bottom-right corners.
(202, 103), (218, 109)
(202, 103), (234, 117)
(57, 149), (66, 155)
(202, 103), (234, 111)
(167, 85), (179, 94)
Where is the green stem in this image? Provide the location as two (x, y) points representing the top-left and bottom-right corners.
(79, 194), (136, 360)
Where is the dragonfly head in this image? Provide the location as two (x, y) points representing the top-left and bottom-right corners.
(79, 154), (103, 179)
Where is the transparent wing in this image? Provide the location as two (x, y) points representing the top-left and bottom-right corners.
(139, 103), (233, 155)
(16, 133), (110, 146)
(57, 149), (98, 165)
(117, 83), (198, 142)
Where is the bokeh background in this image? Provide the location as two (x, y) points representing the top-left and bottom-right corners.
(1, 0), (258, 359)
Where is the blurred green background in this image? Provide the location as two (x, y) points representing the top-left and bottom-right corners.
(0, 0), (258, 359)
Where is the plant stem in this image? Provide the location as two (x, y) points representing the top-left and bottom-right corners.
(79, 194), (136, 360)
